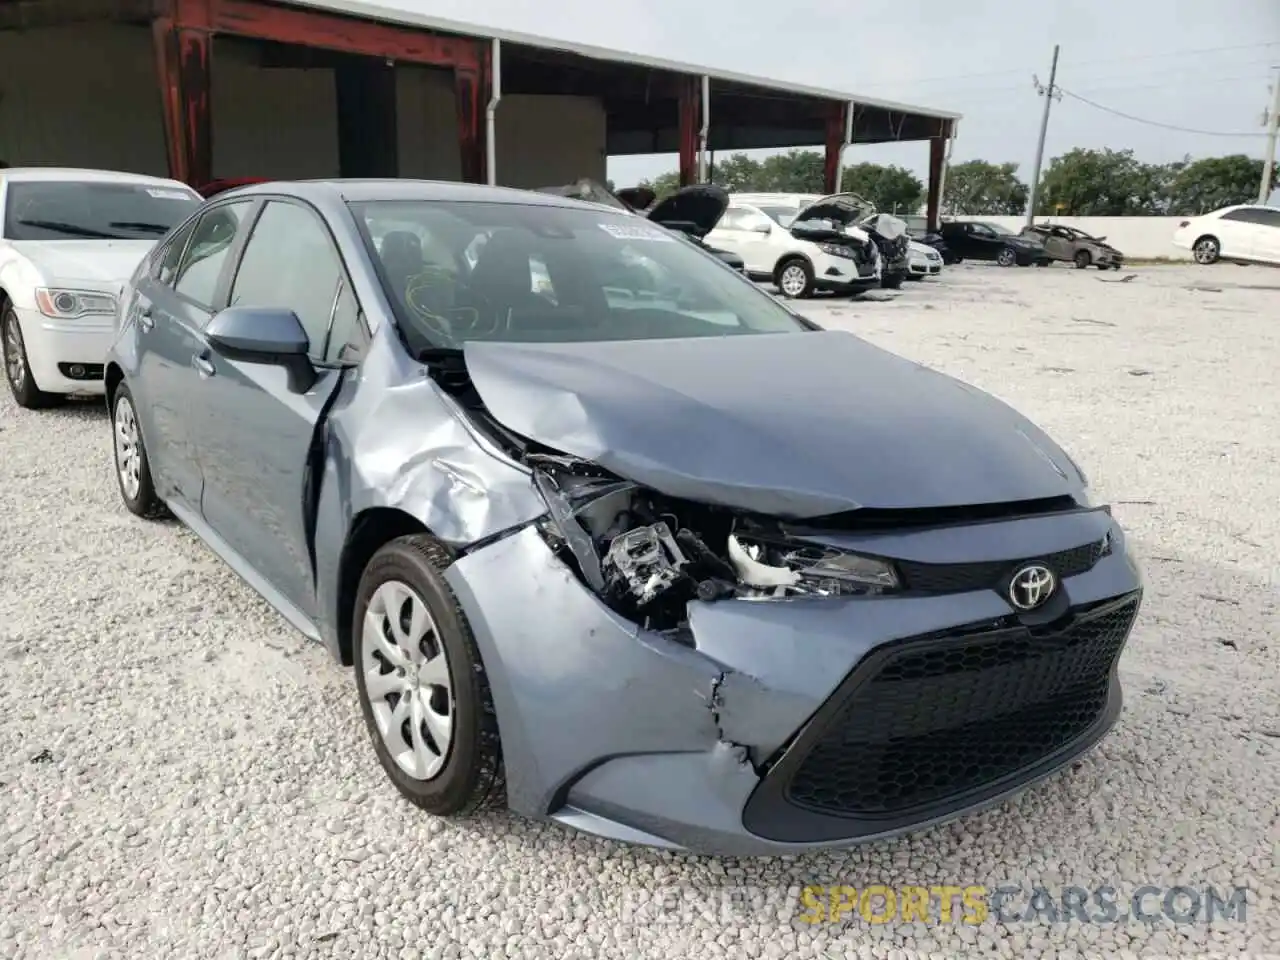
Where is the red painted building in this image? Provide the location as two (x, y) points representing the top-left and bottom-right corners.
(0, 0), (960, 224)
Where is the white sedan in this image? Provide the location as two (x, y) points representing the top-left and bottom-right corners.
(1, 167), (202, 409)
(1171, 203), (1280, 266)
(906, 239), (943, 279)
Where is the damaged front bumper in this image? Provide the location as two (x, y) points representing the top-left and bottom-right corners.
(444, 504), (1143, 855)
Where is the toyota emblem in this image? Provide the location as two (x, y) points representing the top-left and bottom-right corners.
(1008, 564), (1056, 611)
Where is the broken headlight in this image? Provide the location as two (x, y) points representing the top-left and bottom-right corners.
(728, 535), (900, 598)
(817, 242), (858, 260)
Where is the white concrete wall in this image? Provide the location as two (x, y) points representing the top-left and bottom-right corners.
(958, 216), (1192, 261)
(0, 24), (606, 189)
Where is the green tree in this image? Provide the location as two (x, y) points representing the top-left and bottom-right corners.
(1036, 148), (1171, 216)
(709, 153), (763, 191)
(942, 160), (1029, 215)
(839, 163), (924, 214)
(1165, 154), (1278, 215)
(756, 149), (825, 193)
(637, 170), (681, 199)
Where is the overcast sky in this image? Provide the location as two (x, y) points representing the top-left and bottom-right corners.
(391, 0), (1279, 188)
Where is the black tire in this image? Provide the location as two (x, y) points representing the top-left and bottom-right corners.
(1074, 250), (1091, 269)
(1036, 259), (1051, 267)
(1193, 236), (1220, 265)
(774, 257), (814, 299)
(2, 304), (63, 410)
(996, 247), (1017, 267)
(881, 272), (905, 290)
(110, 382), (168, 519)
(353, 534), (505, 817)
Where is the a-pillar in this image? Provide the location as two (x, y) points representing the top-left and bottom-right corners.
(823, 102), (846, 194)
(153, 0), (213, 187)
(677, 75), (699, 187)
(924, 119), (951, 231)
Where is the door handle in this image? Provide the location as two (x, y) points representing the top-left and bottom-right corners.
(137, 303), (154, 331)
(192, 352), (216, 378)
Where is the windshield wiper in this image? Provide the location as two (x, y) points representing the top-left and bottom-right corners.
(16, 219), (121, 240)
(109, 221), (172, 234)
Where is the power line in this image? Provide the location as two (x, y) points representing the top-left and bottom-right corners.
(1062, 40), (1280, 68)
(1058, 86), (1271, 137)
(860, 41), (1280, 90)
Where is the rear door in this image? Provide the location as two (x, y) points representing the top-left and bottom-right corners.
(706, 206), (771, 273)
(133, 200), (255, 510)
(191, 197), (367, 623)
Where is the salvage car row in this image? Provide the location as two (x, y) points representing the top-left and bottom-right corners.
(2, 166), (1145, 857)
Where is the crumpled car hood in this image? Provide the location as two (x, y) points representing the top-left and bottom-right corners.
(462, 330), (1084, 518)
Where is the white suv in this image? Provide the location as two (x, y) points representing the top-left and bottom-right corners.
(1172, 204), (1280, 266)
(705, 196), (880, 298)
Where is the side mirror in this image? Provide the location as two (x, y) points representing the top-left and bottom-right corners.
(206, 306), (316, 393)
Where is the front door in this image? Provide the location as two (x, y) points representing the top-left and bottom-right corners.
(1041, 227), (1073, 261)
(192, 198), (364, 622)
(1244, 207), (1280, 264)
(134, 201), (254, 510)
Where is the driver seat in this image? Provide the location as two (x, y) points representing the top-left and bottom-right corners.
(467, 229), (543, 324)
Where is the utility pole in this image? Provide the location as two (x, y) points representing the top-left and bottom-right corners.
(1259, 67), (1280, 205)
(1026, 44), (1062, 227)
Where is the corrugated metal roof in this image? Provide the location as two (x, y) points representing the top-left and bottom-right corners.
(289, 0), (962, 121)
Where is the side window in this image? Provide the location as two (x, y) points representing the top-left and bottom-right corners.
(156, 218), (198, 285)
(173, 201), (252, 308)
(1256, 209), (1280, 228)
(719, 209), (749, 230)
(229, 200), (348, 361)
(1220, 208), (1257, 223)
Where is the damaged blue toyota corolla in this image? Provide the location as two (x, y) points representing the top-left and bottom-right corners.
(105, 180), (1143, 855)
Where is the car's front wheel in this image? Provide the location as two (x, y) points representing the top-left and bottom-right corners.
(2, 305), (62, 410)
(996, 247), (1017, 267)
(1074, 250), (1092, 269)
(111, 383), (167, 519)
(774, 257), (814, 298)
(354, 534), (505, 817)
(1193, 236), (1220, 265)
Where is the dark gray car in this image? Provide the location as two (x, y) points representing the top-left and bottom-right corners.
(1021, 223), (1125, 270)
(105, 179), (1143, 855)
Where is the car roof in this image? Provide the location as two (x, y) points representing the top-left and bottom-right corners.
(0, 167), (192, 188)
(218, 177), (612, 212)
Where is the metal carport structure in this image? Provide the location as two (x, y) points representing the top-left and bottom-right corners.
(0, 0), (961, 226)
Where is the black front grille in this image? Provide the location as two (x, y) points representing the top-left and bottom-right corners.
(897, 538), (1105, 595)
(784, 595), (1139, 820)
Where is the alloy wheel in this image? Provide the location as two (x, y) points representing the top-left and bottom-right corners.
(1194, 239), (1219, 265)
(114, 394), (143, 501)
(3, 311), (26, 392)
(997, 248), (1016, 267)
(779, 264), (807, 297)
(361, 580), (454, 781)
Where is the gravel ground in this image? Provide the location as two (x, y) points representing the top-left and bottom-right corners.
(1, 262), (1277, 960)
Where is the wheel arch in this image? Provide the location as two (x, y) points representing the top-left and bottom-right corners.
(773, 251), (813, 277)
(335, 506), (437, 666)
(105, 361), (125, 409)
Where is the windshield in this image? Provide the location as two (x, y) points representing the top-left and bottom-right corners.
(349, 199), (809, 353)
(982, 222), (1015, 236)
(757, 206), (797, 227)
(3, 180), (201, 241)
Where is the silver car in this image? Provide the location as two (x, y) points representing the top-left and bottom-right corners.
(105, 179), (1143, 855)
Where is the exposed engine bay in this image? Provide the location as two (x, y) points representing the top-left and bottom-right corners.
(528, 456), (898, 632)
